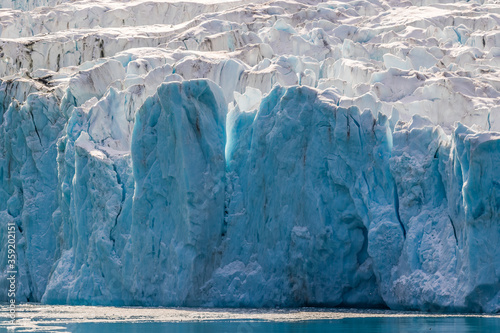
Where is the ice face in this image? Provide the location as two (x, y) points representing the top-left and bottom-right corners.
(1, 0), (500, 313)
(128, 80), (227, 306)
(211, 86), (391, 307)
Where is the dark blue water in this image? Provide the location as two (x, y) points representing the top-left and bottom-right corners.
(26, 317), (500, 333)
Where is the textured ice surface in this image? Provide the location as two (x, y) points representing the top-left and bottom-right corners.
(1, 0), (500, 313)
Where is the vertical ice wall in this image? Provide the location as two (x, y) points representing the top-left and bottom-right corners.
(41, 78), (227, 305)
(128, 79), (226, 305)
(1, 0), (500, 312)
(0, 76), (499, 311)
(208, 86), (394, 307)
(0, 80), (65, 302)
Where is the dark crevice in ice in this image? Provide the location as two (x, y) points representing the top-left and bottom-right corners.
(448, 215), (458, 245)
(393, 183), (406, 239)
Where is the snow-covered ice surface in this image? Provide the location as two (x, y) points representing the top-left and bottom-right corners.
(1, 0), (500, 312)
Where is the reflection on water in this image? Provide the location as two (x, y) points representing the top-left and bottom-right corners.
(58, 317), (500, 333)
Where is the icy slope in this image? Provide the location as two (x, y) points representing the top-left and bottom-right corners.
(1, 0), (500, 312)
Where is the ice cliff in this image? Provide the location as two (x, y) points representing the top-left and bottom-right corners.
(1, 0), (500, 313)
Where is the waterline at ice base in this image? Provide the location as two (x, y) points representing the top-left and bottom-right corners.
(1, 0), (500, 314)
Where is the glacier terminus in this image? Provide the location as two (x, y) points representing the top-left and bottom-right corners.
(0, 0), (500, 313)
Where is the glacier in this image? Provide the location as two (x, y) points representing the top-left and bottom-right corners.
(1, 0), (500, 313)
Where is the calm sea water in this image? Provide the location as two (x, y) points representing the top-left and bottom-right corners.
(12, 317), (500, 333)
